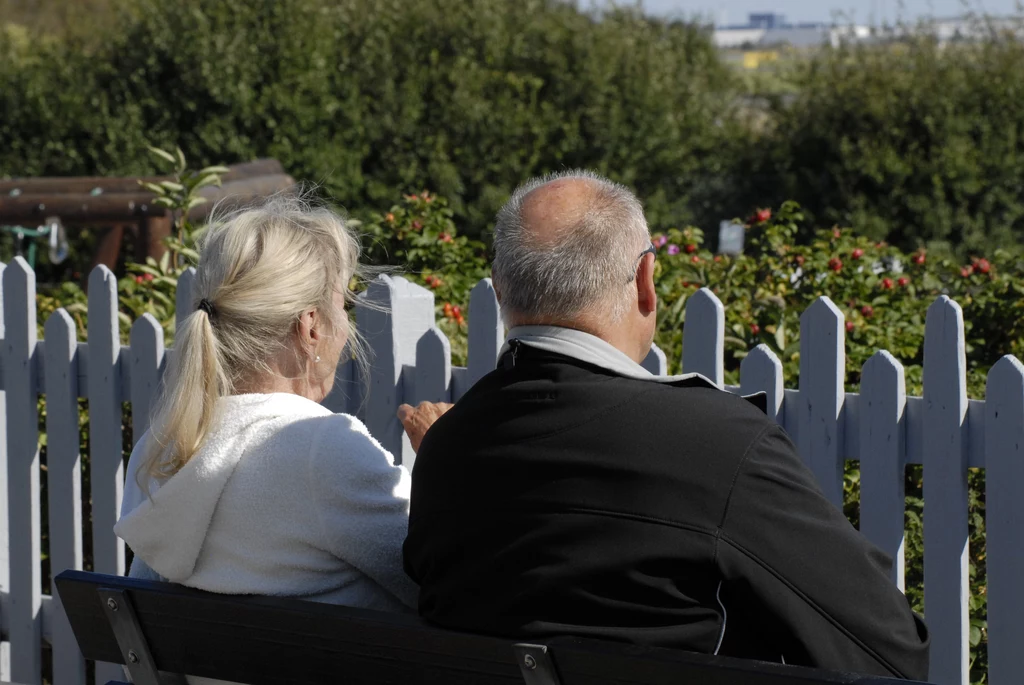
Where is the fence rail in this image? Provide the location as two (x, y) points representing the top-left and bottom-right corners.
(0, 257), (1022, 685)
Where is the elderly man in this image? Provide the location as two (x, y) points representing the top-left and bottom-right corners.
(400, 171), (929, 680)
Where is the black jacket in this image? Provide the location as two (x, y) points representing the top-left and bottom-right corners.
(404, 345), (929, 680)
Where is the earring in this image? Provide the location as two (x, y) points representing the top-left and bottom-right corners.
(315, 355), (321, 363)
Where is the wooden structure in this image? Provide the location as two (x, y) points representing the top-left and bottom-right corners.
(0, 159), (294, 271)
(54, 570), (924, 685)
(0, 265), (1022, 684)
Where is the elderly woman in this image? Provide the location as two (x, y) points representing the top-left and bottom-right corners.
(116, 197), (445, 613)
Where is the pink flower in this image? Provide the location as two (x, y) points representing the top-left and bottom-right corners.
(654, 235), (668, 248)
(667, 244), (680, 255)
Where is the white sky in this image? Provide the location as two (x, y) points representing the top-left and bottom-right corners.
(634, 0), (1023, 25)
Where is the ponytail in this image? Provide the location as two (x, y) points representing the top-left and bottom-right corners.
(139, 303), (230, 488)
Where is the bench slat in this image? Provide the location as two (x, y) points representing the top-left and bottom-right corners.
(55, 571), (928, 685)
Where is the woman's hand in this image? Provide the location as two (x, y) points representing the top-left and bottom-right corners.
(397, 401), (454, 453)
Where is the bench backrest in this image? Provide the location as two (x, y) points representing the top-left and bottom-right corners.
(55, 570), (926, 685)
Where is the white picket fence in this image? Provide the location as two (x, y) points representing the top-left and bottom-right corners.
(0, 255), (1022, 685)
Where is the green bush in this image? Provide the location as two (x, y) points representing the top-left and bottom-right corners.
(0, 0), (740, 237)
(722, 24), (1024, 253)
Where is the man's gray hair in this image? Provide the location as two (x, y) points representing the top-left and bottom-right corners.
(492, 170), (651, 325)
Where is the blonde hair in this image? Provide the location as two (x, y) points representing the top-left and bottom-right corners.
(139, 194), (362, 484)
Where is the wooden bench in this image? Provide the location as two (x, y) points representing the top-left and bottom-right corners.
(55, 570), (929, 685)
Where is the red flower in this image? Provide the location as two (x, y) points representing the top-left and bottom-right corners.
(714, 255), (722, 262)
(852, 248), (864, 260)
(976, 258), (991, 274)
(439, 233), (453, 243)
(385, 212), (395, 223)
(861, 305), (874, 318)
(833, 228), (842, 239)
(913, 252), (926, 265)
(452, 305), (462, 317)
(143, 273), (154, 282)
(846, 321), (855, 333)
(828, 257), (843, 272)
(881, 277), (893, 290)
(961, 266), (973, 278)
(754, 208), (772, 223)
(691, 255), (701, 264)
(897, 276), (909, 287)
(750, 323), (760, 335)
(443, 303), (453, 318)
(795, 255), (805, 266)
(411, 220), (423, 231)
(685, 244), (697, 254)
(134, 275), (143, 284)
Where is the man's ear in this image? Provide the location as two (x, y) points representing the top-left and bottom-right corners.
(636, 253), (657, 316)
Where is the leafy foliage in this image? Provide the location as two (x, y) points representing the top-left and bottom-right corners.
(0, 0), (738, 240)
(726, 24), (1024, 253)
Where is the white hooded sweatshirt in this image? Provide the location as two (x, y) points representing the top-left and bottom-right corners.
(115, 392), (418, 614)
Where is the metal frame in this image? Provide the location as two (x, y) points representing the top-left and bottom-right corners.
(513, 643), (562, 685)
(97, 587), (186, 685)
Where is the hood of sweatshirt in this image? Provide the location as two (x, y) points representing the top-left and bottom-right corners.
(114, 393), (331, 582)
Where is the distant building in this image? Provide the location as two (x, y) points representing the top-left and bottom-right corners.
(748, 13), (786, 30)
(712, 12), (1024, 53)
(713, 12), (869, 51)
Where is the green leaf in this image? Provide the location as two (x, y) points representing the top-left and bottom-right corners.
(186, 196), (209, 210)
(140, 182), (166, 195)
(159, 251), (171, 272)
(175, 146), (187, 172)
(198, 165), (231, 176)
(147, 146), (177, 165)
(159, 181), (185, 192)
(194, 174), (222, 189)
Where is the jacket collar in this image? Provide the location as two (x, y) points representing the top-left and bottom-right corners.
(501, 325), (721, 389)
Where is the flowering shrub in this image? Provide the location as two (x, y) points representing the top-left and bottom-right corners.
(360, 191), (490, 363)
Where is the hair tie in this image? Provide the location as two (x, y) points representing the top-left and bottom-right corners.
(197, 298), (216, 319)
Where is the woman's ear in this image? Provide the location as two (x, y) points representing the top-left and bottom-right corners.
(297, 309), (319, 351)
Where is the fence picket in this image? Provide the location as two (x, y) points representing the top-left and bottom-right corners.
(859, 350), (906, 590)
(739, 344), (784, 425)
(415, 328), (452, 406)
(798, 297), (846, 507)
(641, 344), (667, 376)
(0, 260), (9, 682)
(3, 258), (41, 683)
(357, 276), (434, 466)
(984, 355), (1024, 685)
(922, 296), (969, 685)
(130, 314), (166, 445)
(43, 309), (86, 685)
(322, 354), (356, 416)
(681, 288), (724, 385)
(86, 266), (125, 685)
(466, 279), (502, 388)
